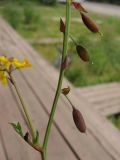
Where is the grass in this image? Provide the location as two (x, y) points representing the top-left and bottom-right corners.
(0, 2), (120, 87)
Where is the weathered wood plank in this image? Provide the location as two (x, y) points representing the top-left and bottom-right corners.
(78, 83), (120, 94)
(101, 105), (120, 116)
(0, 18), (120, 160)
(76, 83), (120, 116)
(0, 32), (76, 160)
(0, 84), (40, 160)
(0, 130), (6, 160)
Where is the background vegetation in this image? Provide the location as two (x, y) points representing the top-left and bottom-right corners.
(88, 0), (120, 5)
(0, 1), (120, 87)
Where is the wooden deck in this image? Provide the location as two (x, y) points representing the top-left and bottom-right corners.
(76, 83), (120, 116)
(0, 18), (120, 160)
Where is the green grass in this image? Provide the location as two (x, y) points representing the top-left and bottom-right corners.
(108, 115), (120, 130)
(0, 2), (120, 87)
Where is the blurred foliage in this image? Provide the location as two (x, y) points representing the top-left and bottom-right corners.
(39, 0), (57, 5)
(2, 5), (23, 29)
(0, 0), (57, 5)
(0, 3), (120, 87)
(23, 5), (40, 25)
(88, 0), (120, 5)
(108, 115), (120, 129)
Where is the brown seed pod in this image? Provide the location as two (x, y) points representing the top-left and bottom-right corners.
(72, 2), (87, 13)
(62, 86), (70, 95)
(76, 45), (89, 62)
(81, 12), (99, 33)
(72, 107), (86, 133)
(60, 18), (65, 33)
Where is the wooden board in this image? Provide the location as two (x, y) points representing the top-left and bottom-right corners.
(76, 83), (120, 116)
(0, 18), (120, 160)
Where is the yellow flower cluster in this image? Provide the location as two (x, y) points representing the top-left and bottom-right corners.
(0, 56), (32, 85)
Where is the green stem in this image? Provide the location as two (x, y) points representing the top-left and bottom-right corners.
(42, 1), (71, 159)
(65, 95), (74, 109)
(9, 74), (36, 142)
(69, 34), (78, 46)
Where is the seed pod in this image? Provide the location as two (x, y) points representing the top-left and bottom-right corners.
(60, 18), (65, 33)
(76, 45), (89, 62)
(72, 107), (86, 133)
(81, 12), (99, 33)
(72, 2), (87, 13)
(24, 132), (29, 142)
(62, 86), (70, 95)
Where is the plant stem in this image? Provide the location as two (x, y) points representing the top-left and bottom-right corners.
(9, 74), (36, 142)
(42, 1), (71, 159)
(69, 34), (78, 46)
(65, 95), (74, 109)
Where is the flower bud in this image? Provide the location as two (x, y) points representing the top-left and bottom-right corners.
(62, 86), (70, 95)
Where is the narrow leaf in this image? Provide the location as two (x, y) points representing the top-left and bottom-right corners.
(17, 122), (23, 136)
(10, 123), (17, 129)
(10, 122), (23, 137)
(33, 130), (39, 145)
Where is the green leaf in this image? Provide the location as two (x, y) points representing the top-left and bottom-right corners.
(10, 122), (23, 137)
(10, 123), (17, 129)
(17, 122), (23, 136)
(33, 130), (39, 145)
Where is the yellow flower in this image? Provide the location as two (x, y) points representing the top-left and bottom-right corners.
(12, 58), (32, 68)
(0, 71), (7, 85)
(0, 56), (32, 85)
(0, 56), (8, 64)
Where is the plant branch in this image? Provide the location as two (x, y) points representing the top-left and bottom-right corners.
(42, 1), (71, 159)
(9, 73), (37, 142)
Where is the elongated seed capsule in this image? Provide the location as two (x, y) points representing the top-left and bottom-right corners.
(72, 2), (87, 13)
(62, 86), (70, 95)
(76, 45), (89, 62)
(72, 107), (86, 133)
(81, 12), (99, 33)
